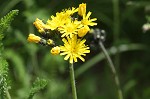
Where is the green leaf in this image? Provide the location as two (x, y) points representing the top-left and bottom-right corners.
(0, 10), (19, 40)
(27, 78), (48, 99)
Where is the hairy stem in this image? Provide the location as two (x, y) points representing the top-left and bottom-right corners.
(69, 63), (77, 99)
(99, 41), (123, 99)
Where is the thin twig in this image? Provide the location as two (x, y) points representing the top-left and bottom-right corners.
(99, 41), (123, 99)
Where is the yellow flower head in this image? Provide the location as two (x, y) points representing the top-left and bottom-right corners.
(33, 18), (49, 33)
(27, 34), (41, 43)
(47, 12), (70, 30)
(78, 25), (90, 37)
(28, 3), (97, 64)
(58, 19), (82, 37)
(51, 46), (60, 55)
(60, 35), (90, 63)
(82, 11), (97, 27)
(47, 7), (78, 31)
(78, 3), (86, 16)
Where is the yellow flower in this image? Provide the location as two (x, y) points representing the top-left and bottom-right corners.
(81, 11), (97, 27)
(33, 18), (49, 33)
(27, 34), (41, 43)
(47, 12), (70, 30)
(58, 19), (82, 37)
(47, 7), (78, 31)
(78, 25), (90, 37)
(78, 3), (86, 16)
(51, 46), (60, 55)
(60, 35), (90, 63)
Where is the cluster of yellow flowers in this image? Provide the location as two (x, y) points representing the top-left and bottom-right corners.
(27, 3), (97, 63)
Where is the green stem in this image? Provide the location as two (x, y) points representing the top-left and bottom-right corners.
(6, 90), (11, 99)
(69, 63), (77, 99)
(99, 41), (123, 99)
(112, 0), (120, 69)
(113, 0), (120, 40)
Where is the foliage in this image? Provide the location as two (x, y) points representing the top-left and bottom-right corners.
(27, 78), (48, 99)
(0, 10), (18, 98)
(0, 57), (9, 98)
(0, 10), (19, 40)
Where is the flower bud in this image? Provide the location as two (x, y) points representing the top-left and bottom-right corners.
(33, 18), (49, 33)
(78, 26), (90, 37)
(51, 46), (60, 55)
(27, 34), (41, 43)
(78, 3), (86, 16)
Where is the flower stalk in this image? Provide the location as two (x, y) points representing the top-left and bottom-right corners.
(69, 63), (77, 99)
(99, 41), (123, 99)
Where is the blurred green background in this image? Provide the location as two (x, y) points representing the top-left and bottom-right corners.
(0, 0), (150, 99)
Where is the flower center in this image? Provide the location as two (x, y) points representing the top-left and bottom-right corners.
(66, 25), (75, 33)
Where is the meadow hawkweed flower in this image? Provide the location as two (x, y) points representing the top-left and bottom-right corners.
(27, 3), (97, 61)
(27, 4), (97, 99)
(47, 12), (69, 30)
(33, 18), (49, 33)
(78, 3), (86, 16)
(58, 19), (82, 37)
(27, 34), (41, 43)
(81, 11), (97, 27)
(51, 46), (60, 55)
(60, 35), (90, 63)
(47, 7), (78, 31)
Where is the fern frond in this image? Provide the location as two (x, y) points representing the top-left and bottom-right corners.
(0, 10), (19, 40)
(0, 10), (19, 98)
(27, 78), (48, 99)
(0, 57), (9, 98)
